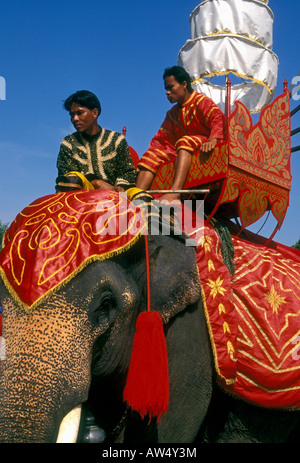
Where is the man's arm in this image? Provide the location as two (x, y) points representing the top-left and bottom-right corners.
(56, 138), (84, 177)
(201, 137), (218, 153)
(57, 143), (72, 177)
(114, 137), (137, 189)
(202, 97), (225, 152)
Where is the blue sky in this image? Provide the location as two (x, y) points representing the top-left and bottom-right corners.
(0, 0), (299, 247)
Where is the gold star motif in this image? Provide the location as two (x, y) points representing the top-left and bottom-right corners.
(207, 276), (227, 299)
(265, 284), (286, 314)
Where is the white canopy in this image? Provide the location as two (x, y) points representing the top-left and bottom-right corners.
(178, 0), (278, 113)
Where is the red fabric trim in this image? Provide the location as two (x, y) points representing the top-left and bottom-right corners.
(182, 210), (300, 409)
(0, 191), (146, 310)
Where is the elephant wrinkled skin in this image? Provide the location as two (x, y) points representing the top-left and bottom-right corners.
(0, 228), (213, 443)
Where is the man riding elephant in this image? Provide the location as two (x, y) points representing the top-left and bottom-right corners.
(136, 66), (225, 203)
(56, 90), (137, 193)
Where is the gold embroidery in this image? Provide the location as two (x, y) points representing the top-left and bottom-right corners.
(227, 341), (235, 357)
(208, 259), (215, 272)
(223, 322), (231, 334)
(266, 285), (286, 315)
(202, 235), (212, 253)
(0, 191), (146, 312)
(219, 303), (226, 315)
(207, 276), (227, 299)
(205, 106), (219, 123)
(237, 371), (300, 394)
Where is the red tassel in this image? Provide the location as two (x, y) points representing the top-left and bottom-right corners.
(123, 310), (169, 422)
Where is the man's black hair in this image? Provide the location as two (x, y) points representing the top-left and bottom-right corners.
(163, 66), (193, 93)
(63, 90), (101, 116)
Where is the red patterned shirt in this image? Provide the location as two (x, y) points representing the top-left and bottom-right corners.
(138, 91), (225, 174)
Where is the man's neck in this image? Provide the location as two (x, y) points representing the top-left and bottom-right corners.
(83, 124), (101, 136)
(178, 90), (194, 108)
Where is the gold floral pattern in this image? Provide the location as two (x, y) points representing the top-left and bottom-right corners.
(265, 285), (286, 315)
(207, 276), (227, 298)
(187, 220), (300, 409)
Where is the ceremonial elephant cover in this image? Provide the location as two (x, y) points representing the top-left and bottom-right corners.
(0, 191), (146, 312)
(191, 224), (300, 409)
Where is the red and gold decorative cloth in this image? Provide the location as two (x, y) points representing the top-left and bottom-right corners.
(187, 220), (300, 409)
(224, 90), (292, 228)
(150, 89), (292, 232)
(0, 191), (146, 312)
(138, 90), (225, 174)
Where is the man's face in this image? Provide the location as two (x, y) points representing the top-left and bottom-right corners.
(69, 103), (99, 134)
(164, 75), (189, 106)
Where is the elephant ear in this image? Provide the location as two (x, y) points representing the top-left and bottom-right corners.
(147, 233), (201, 324)
(123, 229), (201, 421)
(130, 190), (202, 324)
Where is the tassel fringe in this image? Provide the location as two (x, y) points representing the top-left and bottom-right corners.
(123, 311), (169, 422)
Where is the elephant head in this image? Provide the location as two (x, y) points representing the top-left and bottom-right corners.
(0, 190), (212, 443)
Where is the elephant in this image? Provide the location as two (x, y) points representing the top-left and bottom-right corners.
(201, 387), (300, 443)
(1, 189), (300, 443)
(0, 190), (213, 443)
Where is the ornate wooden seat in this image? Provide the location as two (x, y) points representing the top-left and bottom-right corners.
(150, 83), (292, 238)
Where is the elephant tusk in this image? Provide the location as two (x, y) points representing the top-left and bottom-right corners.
(56, 405), (82, 443)
(0, 336), (6, 361)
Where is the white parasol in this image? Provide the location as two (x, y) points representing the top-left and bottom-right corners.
(178, 0), (279, 113)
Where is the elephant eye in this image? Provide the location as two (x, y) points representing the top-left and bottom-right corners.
(100, 296), (115, 311)
(89, 292), (117, 325)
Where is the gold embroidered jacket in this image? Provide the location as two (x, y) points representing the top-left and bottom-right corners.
(56, 129), (137, 189)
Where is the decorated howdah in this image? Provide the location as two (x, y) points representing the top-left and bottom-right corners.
(151, 85), (292, 233)
(151, 0), (292, 236)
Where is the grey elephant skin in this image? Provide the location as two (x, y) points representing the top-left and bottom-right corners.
(1, 191), (300, 444)
(0, 224), (213, 443)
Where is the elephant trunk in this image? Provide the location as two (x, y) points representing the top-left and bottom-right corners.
(0, 405), (60, 443)
(0, 299), (95, 443)
(0, 357), (87, 443)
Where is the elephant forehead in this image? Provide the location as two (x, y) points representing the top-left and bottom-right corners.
(0, 190), (146, 313)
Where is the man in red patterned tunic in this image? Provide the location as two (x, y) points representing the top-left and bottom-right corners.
(136, 66), (225, 203)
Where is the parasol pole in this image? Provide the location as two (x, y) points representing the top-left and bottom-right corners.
(226, 77), (231, 139)
(146, 189), (210, 195)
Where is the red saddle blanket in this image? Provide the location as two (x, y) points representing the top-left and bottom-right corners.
(187, 221), (300, 409)
(0, 191), (146, 312)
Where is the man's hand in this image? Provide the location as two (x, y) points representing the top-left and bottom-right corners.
(201, 137), (218, 153)
(91, 179), (125, 192)
(91, 179), (115, 190)
(114, 186), (125, 193)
